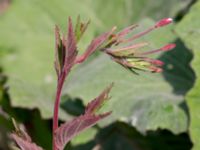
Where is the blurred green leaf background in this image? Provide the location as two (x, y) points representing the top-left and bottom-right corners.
(0, 0), (199, 149)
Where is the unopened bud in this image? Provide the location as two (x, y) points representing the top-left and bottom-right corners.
(150, 60), (164, 66)
(155, 18), (173, 28)
(161, 44), (176, 51)
(150, 66), (163, 73)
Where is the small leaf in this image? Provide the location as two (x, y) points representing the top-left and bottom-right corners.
(55, 112), (111, 150)
(85, 83), (113, 114)
(11, 134), (43, 150)
(75, 27), (116, 64)
(11, 119), (44, 150)
(75, 15), (90, 42)
(54, 25), (63, 76)
(63, 17), (78, 73)
(55, 84), (113, 150)
(55, 17), (78, 78)
(12, 118), (32, 142)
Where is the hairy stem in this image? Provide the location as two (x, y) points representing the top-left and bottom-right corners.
(53, 74), (65, 150)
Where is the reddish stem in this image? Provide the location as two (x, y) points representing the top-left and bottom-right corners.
(53, 73), (66, 150)
(74, 55), (85, 64)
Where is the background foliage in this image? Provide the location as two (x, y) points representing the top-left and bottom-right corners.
(0, 0), (199, 149)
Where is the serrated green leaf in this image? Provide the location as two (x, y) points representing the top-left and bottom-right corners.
(72, 122), (192, 150)
(175, 1), (200, 149)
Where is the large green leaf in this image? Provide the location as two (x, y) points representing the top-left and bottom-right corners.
(0, 0), (192, 120)
(175, 1), (200, 149)
(72, 122), (192, 150)
(94, 0), (192, 28)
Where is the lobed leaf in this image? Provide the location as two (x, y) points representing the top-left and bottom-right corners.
(75, 15), (90, 42)
(55, 112), (111, 150)
(75, 27), (116, 64)
(54, 25), (63, 76)
(54, 17), (78, 79)
(55, 84), (112, 150)
(63, 17), (78, 72)
(11, 119), (44, 150)
(85, 83), (113, 114)
(11, 134), (43, 150)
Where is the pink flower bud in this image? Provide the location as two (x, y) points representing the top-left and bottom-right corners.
(155, 18), (173, 28)
(161, 44), (176, 51)
(149, 66), (163, 73)
(154, 68), (163, 73)
(150, 60), (164, 66)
